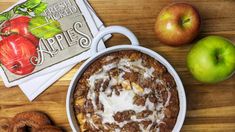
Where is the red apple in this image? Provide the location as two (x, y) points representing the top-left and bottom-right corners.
(155, 3), (201, 46)
(1, 16), (39, 46)
(0, 34), (37, 75)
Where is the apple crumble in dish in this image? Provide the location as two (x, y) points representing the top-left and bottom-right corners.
(73, 50), (179, 132)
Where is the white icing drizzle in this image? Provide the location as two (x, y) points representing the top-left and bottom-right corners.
(86, 114), (98, 129)
(98, 89), (145, 124)
(144, 67), (155, 78)
(164, 89), (172, 107)
(104, 55), (115, 62)
(85, 57), (172, 130)
(156, 79), (164, 84)
(144, 88), (152, 95)
(145, 98), (155, 110)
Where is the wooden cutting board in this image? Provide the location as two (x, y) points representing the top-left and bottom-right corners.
(0, 0), (234, 131)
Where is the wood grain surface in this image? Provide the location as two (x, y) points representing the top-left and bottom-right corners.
(0, 0), (235, 131)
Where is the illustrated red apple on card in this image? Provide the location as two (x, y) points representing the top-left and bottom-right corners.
(0, 16), (39, 75)
(0, 0), (94, 87)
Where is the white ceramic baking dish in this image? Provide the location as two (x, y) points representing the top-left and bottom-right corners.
(66, 26), (186, 132)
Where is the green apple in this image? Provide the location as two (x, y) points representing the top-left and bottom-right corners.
(187, 36), (235, 83)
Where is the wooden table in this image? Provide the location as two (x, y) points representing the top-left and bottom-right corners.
(0, 0), (235, 131)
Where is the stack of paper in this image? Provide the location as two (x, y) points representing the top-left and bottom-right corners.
(0, 0), (111, 101)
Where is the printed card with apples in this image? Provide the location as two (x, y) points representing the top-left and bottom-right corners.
(0, 0), (99, 87)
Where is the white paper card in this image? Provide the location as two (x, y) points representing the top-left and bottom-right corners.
(0, 0), (106, 87)
(19, 0), (110, 101)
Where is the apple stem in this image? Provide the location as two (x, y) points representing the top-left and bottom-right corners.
(0, 31), (17, 36)
(11, 64), (20, 70)
(182, 18), (190, 24)
(0, 32), (10, 36)
(215, 52), (222, 63)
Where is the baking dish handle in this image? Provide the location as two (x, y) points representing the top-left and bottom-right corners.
(91, 26), (140, 53)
